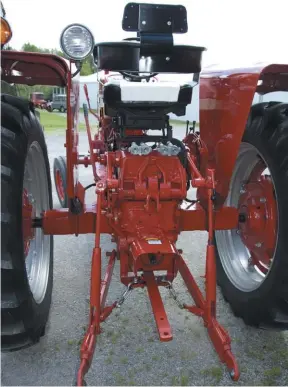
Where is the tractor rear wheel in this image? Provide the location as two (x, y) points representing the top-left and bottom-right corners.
(53, 156), (68, 208)
(215, 101), (288, 330)
(1, 94), (53, 351)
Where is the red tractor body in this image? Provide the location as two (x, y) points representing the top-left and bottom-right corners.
(199, 63), (288, 204)
(1, 2), (288, 386)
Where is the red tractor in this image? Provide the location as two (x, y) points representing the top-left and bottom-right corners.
(1, 2), (288, 386)
(30, 91), (48, 109)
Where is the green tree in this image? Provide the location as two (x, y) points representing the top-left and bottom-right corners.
(80, 54), (95, 76)
(21, 43), (63, 56)
(22, 42), (46, 53)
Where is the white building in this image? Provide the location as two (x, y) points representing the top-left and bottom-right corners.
(79, 73), (99, 109)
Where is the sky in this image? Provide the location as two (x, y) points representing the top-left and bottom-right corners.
(4, 0), (288, 68)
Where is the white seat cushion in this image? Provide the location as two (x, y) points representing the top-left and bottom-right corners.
(106, 80), (181, 103)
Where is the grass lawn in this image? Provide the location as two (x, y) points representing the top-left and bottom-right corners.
(36, 109), (88, 132)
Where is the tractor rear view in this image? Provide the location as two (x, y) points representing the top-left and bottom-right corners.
(1, 2), (288, 386)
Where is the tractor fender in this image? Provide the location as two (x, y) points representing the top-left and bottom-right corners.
(199, 62), (288, 205)
(1, 50), (81, 204)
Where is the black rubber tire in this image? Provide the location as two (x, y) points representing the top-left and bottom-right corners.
(1, 94), (54, 352)
(59, 106), (65, 113)
(53, 156), (68, 208)
(215, 101), (288, 330)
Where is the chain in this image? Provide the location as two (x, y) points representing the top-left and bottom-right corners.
(115, 282), (134, 308)
(115, 279), (185, 310)
(164, 281), (185, 309)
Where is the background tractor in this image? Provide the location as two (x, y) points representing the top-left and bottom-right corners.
(1, 1), (288, 386)
(30, 91), (48, 109)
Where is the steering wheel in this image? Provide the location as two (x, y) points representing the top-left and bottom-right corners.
(119, 71), (159, 82)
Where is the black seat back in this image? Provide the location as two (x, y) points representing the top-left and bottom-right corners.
(93, 2), (206, 74)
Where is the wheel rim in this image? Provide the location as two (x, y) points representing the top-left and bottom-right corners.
(55, 169), (65, 202)
(22, 141), (51, 304)
(215, 142), (278, 292)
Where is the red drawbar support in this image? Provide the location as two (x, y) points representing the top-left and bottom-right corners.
(144, 272), (173, 342)
(73, 147), (240, 384)
(100, 252), (116, 310)
(177, 254), (205, 310)
(175, 172), (239, 381)
(207, 319), (239, 379)
(76, 249), (117, 386)
(76, 187), (118, 386)
(177, 252), (239, 381)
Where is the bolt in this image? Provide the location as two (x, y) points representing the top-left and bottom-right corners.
(166, 57), (170, 61)
(255, 242), (262, 248)
(236, 230), (240, 235)
(240, 188), (246, 194)
(260, 197), (266, 203)
(28, 194), (35, 204)
(167, 21), (172, 25)
(142, 20), (146, 25)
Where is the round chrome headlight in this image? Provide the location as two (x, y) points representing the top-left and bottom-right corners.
(60, 24), (94, 60)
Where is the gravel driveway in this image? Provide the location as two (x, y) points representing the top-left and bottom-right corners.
(1, 127), (288, 386)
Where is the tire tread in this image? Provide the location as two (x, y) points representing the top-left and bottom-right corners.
(1, 94), (53, 351)
(216, 101), (288, 330)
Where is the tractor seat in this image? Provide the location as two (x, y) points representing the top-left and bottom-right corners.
(103, 80), (193, 108)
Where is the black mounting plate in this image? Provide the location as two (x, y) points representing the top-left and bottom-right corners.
(122, 2), (188, 34)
